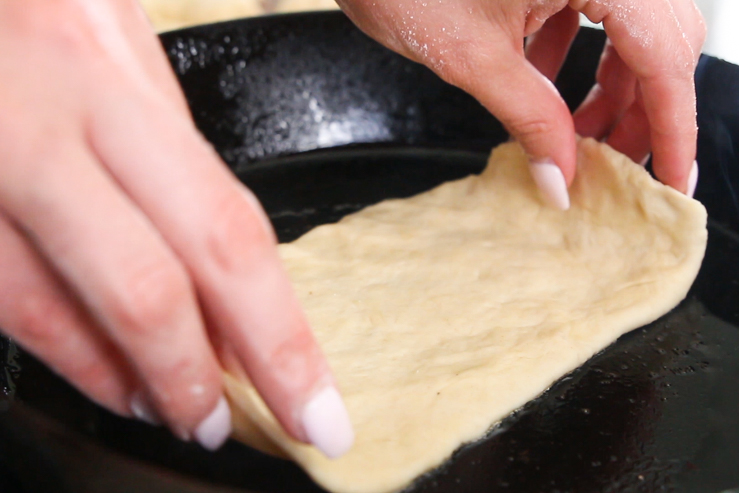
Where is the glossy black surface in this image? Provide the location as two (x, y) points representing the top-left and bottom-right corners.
(2, 11), (739, 493)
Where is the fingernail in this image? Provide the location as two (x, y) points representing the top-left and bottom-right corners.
(529, 159), (570, 211)
(687, 161), (699, 198)
(301, 386), (354, 459)
(194, 396), (232, 451)
(130, 393), (161, 426)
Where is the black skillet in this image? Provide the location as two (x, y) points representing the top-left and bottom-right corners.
(3, 11), (739, 493)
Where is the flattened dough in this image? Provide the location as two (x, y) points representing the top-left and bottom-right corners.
(138, 0), (339, 32)
(275, 0), (339, 14)
(138, 0), (263, 32)
(226, 139), (707, 493)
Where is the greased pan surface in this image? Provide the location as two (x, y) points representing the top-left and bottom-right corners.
(3, 11), (739, 493)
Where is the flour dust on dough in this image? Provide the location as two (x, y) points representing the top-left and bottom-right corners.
(225, 139), (708, 493)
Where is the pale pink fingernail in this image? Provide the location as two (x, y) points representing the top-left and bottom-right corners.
(687, 161), (699, 198)
(302, 386), (354, 459)
(194, 396), (232, 451)
(130, 393), (161, 426)
(529, 159), (571, 211)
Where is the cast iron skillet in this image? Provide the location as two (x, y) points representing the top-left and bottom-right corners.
(3, 11), (739, 493)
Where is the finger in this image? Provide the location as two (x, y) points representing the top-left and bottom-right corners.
(638, 74), (696, 190)
(88, 79), (354, 458)
(0, 211), (137, 418)
(573, 40), (637, 139)
(639, 0), (705, 189)
(606, 97), (652, 164)
(75, 0), (191, 118)
(571, 0), (699, 192)
(0, 139), (228, 448)
(114, 0), (192, 116)
(525, 6), (581, 82)
(669, 0), (708, 64)
(446, 33), (576, 210)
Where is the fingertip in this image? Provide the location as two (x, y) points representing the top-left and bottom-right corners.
(529, 158), (571, 211)
(687, 161), (699, 198)
(301, 385), (354, 459)
(194, 395), (233, 451)
(130, 391), (162, 426)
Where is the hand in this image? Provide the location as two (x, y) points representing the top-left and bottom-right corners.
(337, 0), (706, 208)
(0, 0), (353, 457)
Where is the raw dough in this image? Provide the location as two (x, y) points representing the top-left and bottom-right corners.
(275, 0), (339, 14)
(138, 0), (338, 32)
(225, 139), (708, 493)
(138, 0), (263, 32)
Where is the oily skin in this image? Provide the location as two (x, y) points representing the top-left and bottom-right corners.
(0, 0), (705, 449)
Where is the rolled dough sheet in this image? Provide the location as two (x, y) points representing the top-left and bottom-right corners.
(225, 138), (708, 493)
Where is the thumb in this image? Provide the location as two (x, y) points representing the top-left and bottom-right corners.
(446, 37), (576, 210)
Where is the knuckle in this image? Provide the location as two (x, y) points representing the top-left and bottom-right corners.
(0, 109), (80, 209)
(10, 1), (95, 58)
(11, 294), (130, 410)
(67, 357), (121, 398)
(0, 118), (56, 187)
(152, 356), (200, 396)
(38, 1), (98, 57)
(114, 259), (193, 336)
(268, 328), (319, 376)
(207, 191), (275, 274)
(148, 369), (219, 426)
(511, 116), (557, 141)
(15, 294), (70, 346)
(571, 0), (607, 24)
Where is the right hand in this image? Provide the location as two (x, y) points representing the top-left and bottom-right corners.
(0, 0), (353, 457)
(337, 0), (706, 207)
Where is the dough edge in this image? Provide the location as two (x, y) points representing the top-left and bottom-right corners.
(224, 138), (708, 493)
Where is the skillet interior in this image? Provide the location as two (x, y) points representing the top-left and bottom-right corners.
(2, 11), (739, 493)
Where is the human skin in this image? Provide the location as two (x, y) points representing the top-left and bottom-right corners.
(337, 0), (706, 208)
(0, 0), (352, 456)
(0, 0), (704, 454)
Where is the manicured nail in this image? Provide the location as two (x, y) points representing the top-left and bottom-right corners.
(529, 159), (570, 211)
(687, 161), (699, 198)
(301, 386), (354, 459)
(194, 396), (232, 451)
(130, 393), (161, 426)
